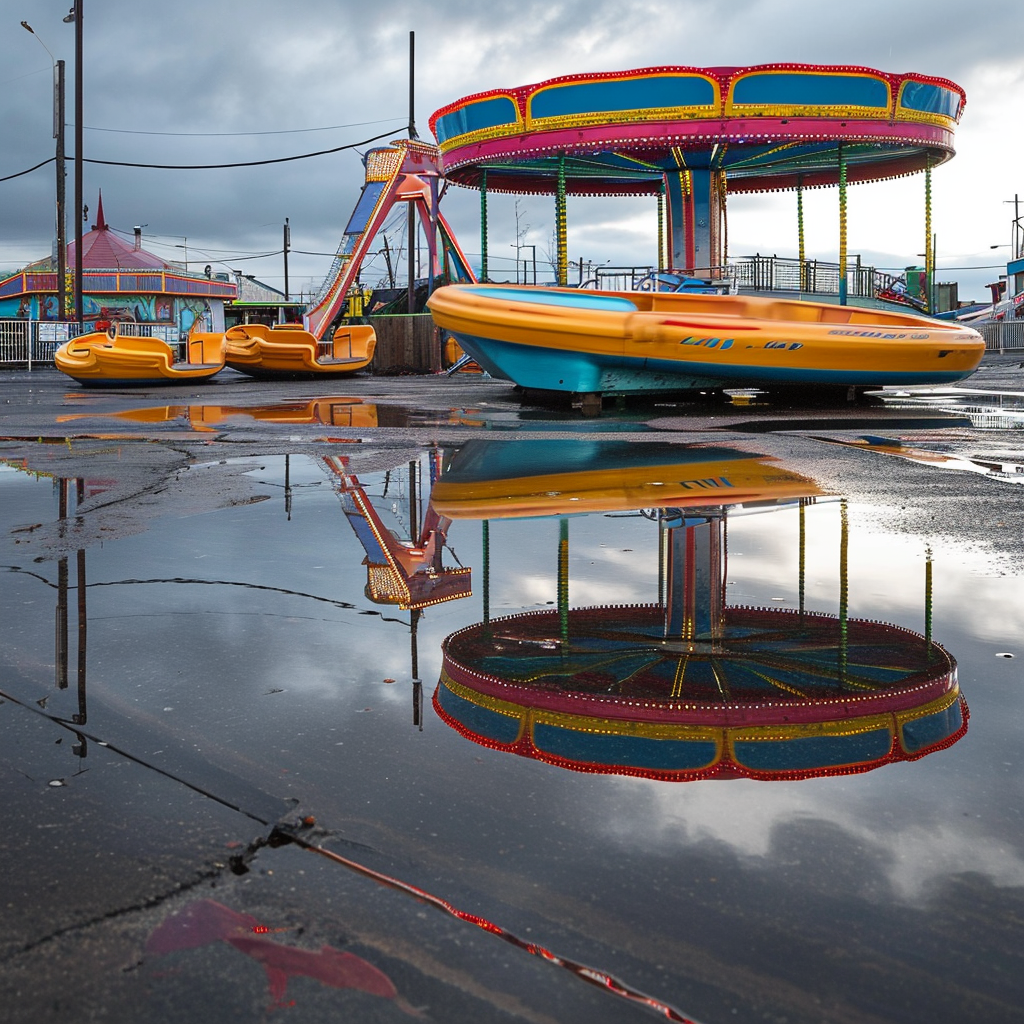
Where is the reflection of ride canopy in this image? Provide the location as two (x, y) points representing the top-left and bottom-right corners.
(431, 64), (964, 284)
(433, 440), (966, 780)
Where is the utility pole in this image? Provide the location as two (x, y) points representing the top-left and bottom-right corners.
(407, 30), (417, 313)
(408, 31), (418, 140)
(55, 59), (67, 319)
(67, 2), (84, 324)
(283, 218), (290, 302)
(21, 22), (68, 320)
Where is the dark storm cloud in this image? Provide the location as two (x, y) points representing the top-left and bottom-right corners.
(2, 0), (1021, 290)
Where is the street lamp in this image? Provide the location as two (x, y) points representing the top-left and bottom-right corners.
(63, 3), (83, 324)
(523, 244), (537, 285)
(21, 21), (67, 321)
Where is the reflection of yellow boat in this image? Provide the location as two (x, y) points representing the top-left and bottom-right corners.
(56, 397), (379, 432)
(427, 284), (985, 396)
(54, 327), (226, 386)
(430, 439), (821, 519)
(224, 323), (375, 378)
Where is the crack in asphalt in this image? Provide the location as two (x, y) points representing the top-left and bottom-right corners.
(0, 682), (703, 1022)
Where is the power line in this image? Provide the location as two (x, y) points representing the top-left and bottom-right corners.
(2, 128), (400, 181)
(83, 117), (406, 138)
(77, 128), (399, 170)
(0, 155), (55, 182)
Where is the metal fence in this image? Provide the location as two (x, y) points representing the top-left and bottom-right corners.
(582, 255), (899, 301)
(731, 255), (889, 299)
(0, 321), (179, 368)
(979, 320), (1024, 353)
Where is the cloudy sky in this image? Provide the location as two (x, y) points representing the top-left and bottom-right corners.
(2, 0), (1021, 301)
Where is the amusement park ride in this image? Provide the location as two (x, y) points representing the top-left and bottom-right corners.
(8, 440), (967, 782)
(430, 439), (968, 782)
(53, 138), (476, 386)
(54, 62), (985, 397)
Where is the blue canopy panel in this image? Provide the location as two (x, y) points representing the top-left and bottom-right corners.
(344, 181), (387, 236)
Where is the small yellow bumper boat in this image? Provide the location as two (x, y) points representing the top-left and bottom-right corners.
(224, 323), (376, 379)
(427, 284), (985, 396)
(54, 327), (226, 387)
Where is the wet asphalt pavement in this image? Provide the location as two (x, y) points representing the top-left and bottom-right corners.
(2, 359), (1024, 1024)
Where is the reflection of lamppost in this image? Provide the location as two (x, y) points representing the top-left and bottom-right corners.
(21, 21), (67, 321)
(63, 3), (83, 324)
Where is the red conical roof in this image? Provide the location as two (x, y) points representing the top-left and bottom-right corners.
(66, 191), (173, 271)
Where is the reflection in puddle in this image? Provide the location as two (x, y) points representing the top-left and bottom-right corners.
(431, 440), (967, 781)
(817, 434), (1024, 484)
(2, 431), (1017, 1020)
(56, 398), (651, 433)
(430, 438), (821, 519)
(882, 388), (1024, 429)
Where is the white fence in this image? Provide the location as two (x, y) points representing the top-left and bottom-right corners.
(0, 321), (180, 368)
(980, 320), (1024, 353)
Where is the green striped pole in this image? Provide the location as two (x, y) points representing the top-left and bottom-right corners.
(556, 155), (567, 286)
(838, 145), (848, 306)
(925, 547), (933, 662)
(558, 518), (569, 642)
(658, 181), (666, 273)
(924, 161), (933, 313)
(480, 169), (488, 282)
(839, 501), (849, 682)
(797, 178), (806, 292)
(482, 519), (490, 630)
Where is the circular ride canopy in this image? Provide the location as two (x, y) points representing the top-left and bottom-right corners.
(437, 605), (967, 782)
(430, 64), (965, 272)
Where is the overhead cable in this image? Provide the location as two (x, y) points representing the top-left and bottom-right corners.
(0, 155), (55, 182)
(78, 129), (399, 170)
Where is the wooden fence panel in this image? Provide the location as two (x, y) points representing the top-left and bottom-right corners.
(366, 314), (441, 374)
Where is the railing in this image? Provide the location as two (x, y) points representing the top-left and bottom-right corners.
(732, 254), (888, 299)
(0, 321), (179, 368)
(979, 320), (1024, 352)
(581, 255), (903, 302)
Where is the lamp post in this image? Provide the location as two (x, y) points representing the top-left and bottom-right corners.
(524, 244), (536, 285)
(63, 3), (83, 325)
(21, 22), (67, 321)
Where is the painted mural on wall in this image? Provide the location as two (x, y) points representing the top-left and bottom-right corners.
(0, 294), (217, 334)
(0, 294), (170, 323)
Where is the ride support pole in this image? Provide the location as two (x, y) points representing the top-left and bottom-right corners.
(924, 160), (933, 314)
(482, 519), (490, 631)
(839, 502), (849, 682)
(558, 518), (569, 643)
(657, 182), (666, 273)
(925, 547), (933, 661)
(480, 169), (488, 282)
(797, 178), (806, 292)
(556, 155), (567, 286)
(838, 145), (848, 306)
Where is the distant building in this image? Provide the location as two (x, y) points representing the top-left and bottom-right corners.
(0, 192), (236, 335)
(225, 272), (305, 328)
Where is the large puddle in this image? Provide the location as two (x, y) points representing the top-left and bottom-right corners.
(2, 437), (1022, 1022)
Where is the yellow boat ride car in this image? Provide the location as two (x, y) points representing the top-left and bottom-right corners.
(54, 326), (226, 386)
(223, 323), (375, 379)
(427, 284), (985, 398)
